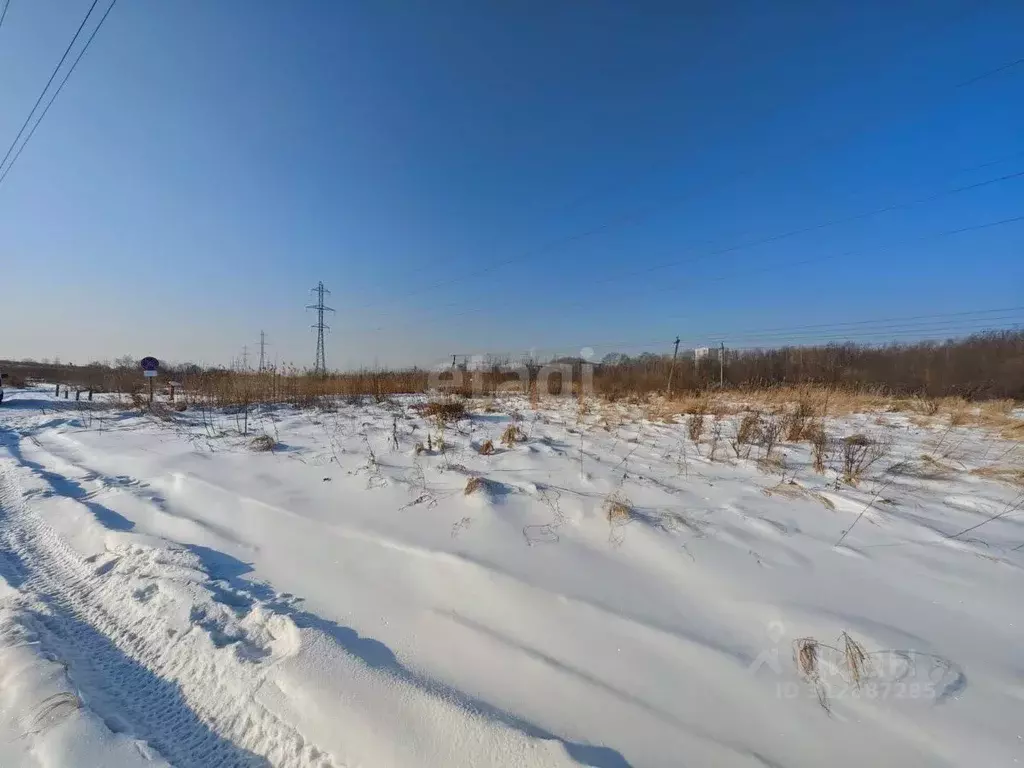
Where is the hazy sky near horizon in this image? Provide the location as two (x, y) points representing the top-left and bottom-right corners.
(1, 1), (1022, 370)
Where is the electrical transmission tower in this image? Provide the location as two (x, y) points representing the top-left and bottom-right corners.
(306, 281), (335, 376)
(258, 330), (268, 372)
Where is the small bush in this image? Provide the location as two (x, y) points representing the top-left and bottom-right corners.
(477, 439), (495, 455)
(758, 415), (783, 457)
(736, 411), (762, 446)
(687, 414), (705, 444)
(709, 416), (724, 461)
(808, 421), (829, 473)
(500, 423), (523, 446)
(841, 434), (888, 484)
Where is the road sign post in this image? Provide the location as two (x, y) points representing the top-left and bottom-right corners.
(140, 357), (160, 405)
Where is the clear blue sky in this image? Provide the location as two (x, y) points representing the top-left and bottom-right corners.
(1, 1), (1022, 369)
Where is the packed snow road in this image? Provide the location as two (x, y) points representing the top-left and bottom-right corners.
(0, 387), (1022, 767)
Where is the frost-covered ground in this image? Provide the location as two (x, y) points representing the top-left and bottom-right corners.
(0, 386), (1022, 767)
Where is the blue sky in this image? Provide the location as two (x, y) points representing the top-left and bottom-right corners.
(1, 1), (1021, 369)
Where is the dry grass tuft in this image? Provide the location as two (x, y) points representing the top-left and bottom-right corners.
(841, 632), (869, 688)
(970, 465), (1024, 487)
(888, 455), (957, 480)
(464, 476), (484, 496)
(422, 398), (467, 423)
(948, 400), (970, 427)
(603, 491), (634, 523)
(24, 692), (81, 737)
(1000, 419), (1024, 442)
(792, 637), (829, 712)
(756, 454), (787, 474)
(477, 439), (495, 455)
(249, 434), (276, 452)
(782, 394), (818, 441)
(765, 480), (838, 510)
(501, 423), (523, 446)
(791, 630), (877, 713)
(794, 637), (819, 680)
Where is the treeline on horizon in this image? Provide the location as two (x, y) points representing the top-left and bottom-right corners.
(3, 329), (1022, 401)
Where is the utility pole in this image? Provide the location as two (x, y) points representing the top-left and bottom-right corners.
(666, 336), (680, 396)
(307, 281), (335, 376)
(258, 331), (268, 372)
(719, 341), (725, 388)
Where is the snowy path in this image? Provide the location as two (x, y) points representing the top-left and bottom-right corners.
(1, 388), (1023, 766)
(0, 434), (333, 767)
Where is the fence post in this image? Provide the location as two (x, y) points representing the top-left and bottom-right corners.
(55, 383), (60, 396)
(75, 390), (81, 401)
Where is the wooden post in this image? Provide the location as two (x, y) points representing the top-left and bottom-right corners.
(75, 390), (81, 401)
(55, 383), (60, 396)
(667, 336), (680, 397)
(719, 342), (725, 388)
(64, 388), (69, 399)
(88, 389), (93, 401)
(169, 383), (175, 402)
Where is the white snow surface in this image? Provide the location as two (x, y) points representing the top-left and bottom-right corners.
(0, 386), (1022, 767)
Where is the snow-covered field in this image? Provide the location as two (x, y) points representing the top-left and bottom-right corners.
(0, 386), (1022, 767)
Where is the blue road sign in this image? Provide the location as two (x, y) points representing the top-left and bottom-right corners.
(140, 356), (159, 372)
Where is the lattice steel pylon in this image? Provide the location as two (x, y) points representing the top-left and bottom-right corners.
(306, 281), (335, 376)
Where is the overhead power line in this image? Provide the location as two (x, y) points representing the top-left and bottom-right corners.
(363, 209), (1024, 337)
(619, 316), (1024, 351)
(354, 48), (1024, 314)
(451, 308), (1024, 361)
(958, 55), (1024, 87)
(707, 319), (1024, 346)
(525, 166), (1024, 305)
(361, 158), (1024, 331)
(0, 0), (100, 177)
(0, 0), (117, 188)
(0, 0), (12, 37)
(704, 305), (1024, 335)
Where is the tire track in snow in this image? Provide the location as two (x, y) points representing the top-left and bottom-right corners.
(0, 441), (340, 768)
